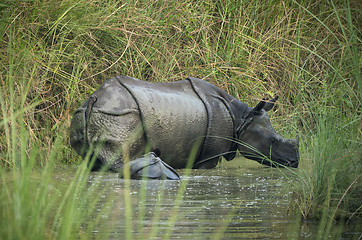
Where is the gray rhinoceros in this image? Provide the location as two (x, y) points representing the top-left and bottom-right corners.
(70, 76), (299, 176)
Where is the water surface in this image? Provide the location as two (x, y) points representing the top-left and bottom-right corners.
(60, 159), (360, 239)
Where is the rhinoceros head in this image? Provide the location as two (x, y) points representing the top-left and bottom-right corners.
(237, 97), (299, 168)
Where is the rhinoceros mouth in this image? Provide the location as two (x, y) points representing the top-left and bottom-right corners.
(262, 158), (299, 168)
(279, 158), (299, 168)
(241, 152), (299, 168)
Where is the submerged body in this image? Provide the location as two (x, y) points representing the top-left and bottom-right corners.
(70, 76), (299, 176)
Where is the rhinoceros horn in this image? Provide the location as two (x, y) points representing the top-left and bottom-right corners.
(293, 135), (300, 147)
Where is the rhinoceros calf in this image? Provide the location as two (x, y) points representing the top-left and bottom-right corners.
(70, 76), (299, 174)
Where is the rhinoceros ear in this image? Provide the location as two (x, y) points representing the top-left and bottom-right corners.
(253, 101), (266, 114)
(252, 96), (279, 113)
(263, 96), (279, 112)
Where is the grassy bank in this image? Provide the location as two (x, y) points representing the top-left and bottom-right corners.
(0, 0), (360, 237)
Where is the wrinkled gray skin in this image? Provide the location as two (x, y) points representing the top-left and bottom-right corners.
(119, 152), (180, 180)
(70, 76), (299, 175)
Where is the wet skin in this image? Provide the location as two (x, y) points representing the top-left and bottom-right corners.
(70, 76), (299, 178)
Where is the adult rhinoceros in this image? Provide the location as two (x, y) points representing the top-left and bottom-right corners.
(70, 76), (299, 177)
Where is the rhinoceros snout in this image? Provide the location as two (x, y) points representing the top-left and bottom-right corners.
(287, 154), (299, 168)
(285, 142), (300, 168)
(288, 136), (300, 168)
(290, 135), (299, 148)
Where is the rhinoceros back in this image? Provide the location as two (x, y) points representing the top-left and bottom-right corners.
(117, 76), (208, 168)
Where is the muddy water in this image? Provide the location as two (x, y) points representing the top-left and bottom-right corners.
(80, 160), (358, 239)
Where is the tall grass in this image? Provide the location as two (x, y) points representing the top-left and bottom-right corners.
(290, 107), (361, 222)
(284, 0), (361, 223)
(0, 77), (114, 239)
(0, 0), (361, 238)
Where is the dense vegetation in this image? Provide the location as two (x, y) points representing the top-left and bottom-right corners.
(0, 0), (360, 239)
